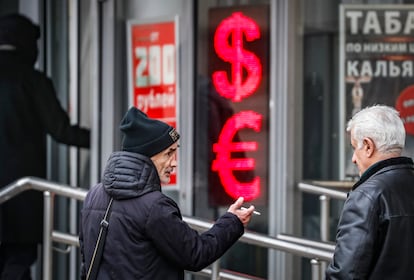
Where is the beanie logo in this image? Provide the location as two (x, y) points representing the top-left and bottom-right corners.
(169, 128), (179, 142)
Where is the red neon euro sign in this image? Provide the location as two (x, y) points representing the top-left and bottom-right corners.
(212, 111), (262, 200)
(212, 12), (262, 102)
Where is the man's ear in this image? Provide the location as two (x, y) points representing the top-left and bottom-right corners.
(363, 138), (375, 157)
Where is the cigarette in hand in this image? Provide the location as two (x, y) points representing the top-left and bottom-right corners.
(241, 207), (261, 215)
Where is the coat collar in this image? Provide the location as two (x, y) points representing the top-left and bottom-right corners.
(352, 156), (414, 190)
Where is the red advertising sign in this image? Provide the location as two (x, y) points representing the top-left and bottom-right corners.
(127, 17), (179, 187)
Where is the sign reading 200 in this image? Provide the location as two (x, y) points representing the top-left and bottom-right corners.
(134, 44), (176, 87)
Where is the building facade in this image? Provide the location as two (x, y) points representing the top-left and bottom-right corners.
(1, 0), (414, 279)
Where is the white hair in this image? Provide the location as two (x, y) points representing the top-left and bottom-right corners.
(346, 105), (405, 154)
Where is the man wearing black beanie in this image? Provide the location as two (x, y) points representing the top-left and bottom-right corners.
(79, 107), (255, 280)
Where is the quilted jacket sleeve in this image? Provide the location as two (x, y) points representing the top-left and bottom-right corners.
(145, 195), (244, 271)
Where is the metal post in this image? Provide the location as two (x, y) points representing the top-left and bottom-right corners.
(319, 195), (330, 241)
(211, 260), (220, 280)
(319, 195), (330, 276)
(43, 191), (54, 280)
(310, 259), (321, 280)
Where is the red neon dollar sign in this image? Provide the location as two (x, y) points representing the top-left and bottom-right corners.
(212, 12), (262, 102)
(212, 110), (262, 201)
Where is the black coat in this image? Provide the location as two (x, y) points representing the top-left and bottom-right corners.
(0, 51), (90, 243)
(326, 157), (414, 279)
(80, 151), (244, 280)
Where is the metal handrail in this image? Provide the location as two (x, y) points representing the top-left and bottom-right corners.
(298, 182), (349, 200)
(0, 177), (334, 279)
(298, 181), (350, 242)
(297, 180), (353, 278)
(277, 233), (336, 252)
(184, 216), (332, 261)
(0, 177), (86, 203)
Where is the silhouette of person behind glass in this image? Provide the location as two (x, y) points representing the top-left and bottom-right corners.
(0, 13), (90, 279)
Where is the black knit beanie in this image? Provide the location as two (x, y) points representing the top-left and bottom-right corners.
(120, 107), (180, 157)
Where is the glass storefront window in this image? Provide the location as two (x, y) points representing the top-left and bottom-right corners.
(302, 0), (414, 278)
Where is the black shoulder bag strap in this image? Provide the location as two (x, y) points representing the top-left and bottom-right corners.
(86, 197), (114, 280)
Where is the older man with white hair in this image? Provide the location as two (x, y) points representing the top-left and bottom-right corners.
(326, 105), (414, 279)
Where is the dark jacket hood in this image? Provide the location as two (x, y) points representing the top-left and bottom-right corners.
(0, 14), (40, 66)
(102, 151), (161, 200)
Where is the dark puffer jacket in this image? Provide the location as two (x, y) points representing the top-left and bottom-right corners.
(326, 157), (414, 279)
(80, 151), (244, 280)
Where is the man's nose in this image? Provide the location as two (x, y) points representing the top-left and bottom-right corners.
(171, 156), (177, 167)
